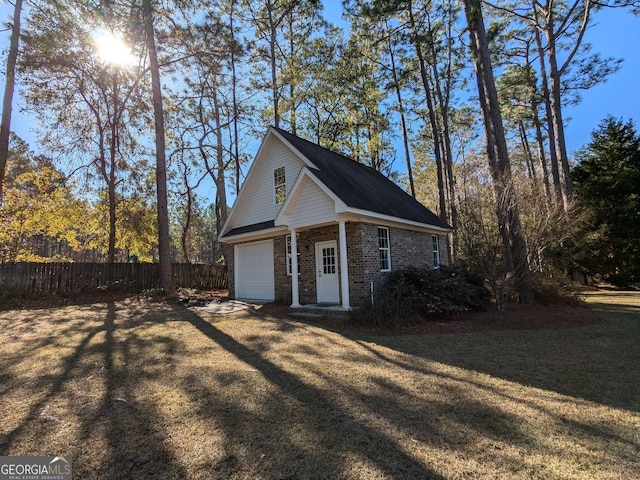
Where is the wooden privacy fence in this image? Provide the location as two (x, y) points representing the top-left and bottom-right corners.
(0, 262), (227, 295)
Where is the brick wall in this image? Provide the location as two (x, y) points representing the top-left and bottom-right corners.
(349, 223), (450, 307)
(388, 227), (449, 271)
(224, 223), (449, 308)
(273, 225), (340, 304)
(273, 235), (290, 304)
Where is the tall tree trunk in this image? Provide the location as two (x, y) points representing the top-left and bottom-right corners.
(96, 124), (114, 262)
(386, 30), (415, 198)
(181, 166), (192, 264)
(531, 93), (552, 203)
(0, 0), (23, 205)
(267, 1), (280, 128)
(212, 87), (228, 246)
(229, 0), (241, 194)
(523, 30), (551, 204)
(543, 0), (590, 211)
(545, 22), (573, 211)
(107, 151), (117, 262)
(289, 81), (297, 135)
(426, 11), (458, 263)
(407, 0), (446, 222)
(196, 84), (228, 261)
(143, 0), (172, 290)
(89, 93), (117, 263)
(107, 74), (120, 263)
(463, 0), (534, 304)
(533, 22), (562, 206)
(288, 14), (297, 135)
(519, 120), (538, 186)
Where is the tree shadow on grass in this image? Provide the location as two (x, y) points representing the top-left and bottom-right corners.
(73, 302), (187, 479)
(0, 308), (105, 454)
(179, 304), (626, 478)
(349, 336), (640, 458)
(5, 294), (636, 478)
(0, 301), (188, 479)
(356, 299), (640, 412)
(178, 304), (448, 480)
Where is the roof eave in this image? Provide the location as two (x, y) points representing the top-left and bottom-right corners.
(219, 225), (289, 244)
(339, 207), (453, 233)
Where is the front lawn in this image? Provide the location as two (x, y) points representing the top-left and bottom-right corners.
(1, 291), (638, 479)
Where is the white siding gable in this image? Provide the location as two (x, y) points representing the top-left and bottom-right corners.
(280, 175), (338, 229)
(226, 134), (307, 232)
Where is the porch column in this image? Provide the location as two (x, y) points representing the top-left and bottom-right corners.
(338, 221), (351, 310)
(290, 228), (301, 308)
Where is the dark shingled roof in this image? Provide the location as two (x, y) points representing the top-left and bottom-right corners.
(223, 220), (275, 238)
(274, 128), (448, 228)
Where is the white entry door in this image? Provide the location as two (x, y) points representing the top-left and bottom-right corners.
(315, 240), (340, 304)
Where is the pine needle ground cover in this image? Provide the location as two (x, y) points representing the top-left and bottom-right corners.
(1, 292), (638, 479)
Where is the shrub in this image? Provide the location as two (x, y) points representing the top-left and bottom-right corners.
(351, 267), (491, 328)
(533, 275), (584, 306)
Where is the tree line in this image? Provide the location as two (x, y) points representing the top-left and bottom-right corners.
(0, 0), (638, 295)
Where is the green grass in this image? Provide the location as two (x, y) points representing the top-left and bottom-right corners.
(1, 292), (639, 479)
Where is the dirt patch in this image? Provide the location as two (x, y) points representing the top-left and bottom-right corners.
(0, 288), (230, 312)
(0, 290), (134, 311)
(167, 288), (229, 307)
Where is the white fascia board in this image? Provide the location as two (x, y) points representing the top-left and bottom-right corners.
(274, 167), (348, 227)
(340, 208), (453, 233)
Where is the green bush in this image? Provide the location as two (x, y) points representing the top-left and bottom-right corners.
(351, 267), (490, 328)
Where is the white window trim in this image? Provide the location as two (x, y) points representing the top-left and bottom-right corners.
(286, 234), (300, 276)
(274, 166), (286, 205)
(378, 226), (391, 272)
(432, 235), (441, 268)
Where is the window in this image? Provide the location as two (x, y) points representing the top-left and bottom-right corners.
(378, 227), (390, 271)
(432, 235), (440, 268)
(322, 246), (336, 274)
(274, 166), (286, 204)
(286, 234), (300, 275)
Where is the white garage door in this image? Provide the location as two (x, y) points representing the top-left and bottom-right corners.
(235, 240), (275, 301)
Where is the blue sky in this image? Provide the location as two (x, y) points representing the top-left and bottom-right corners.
(320, 2), (640, 157)
(560, 8), (640, 153)
(1, 3), (638, 161)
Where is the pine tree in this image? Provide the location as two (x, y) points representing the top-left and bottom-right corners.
(572, 116), (640, 286)
(463, 0), (534, 304)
